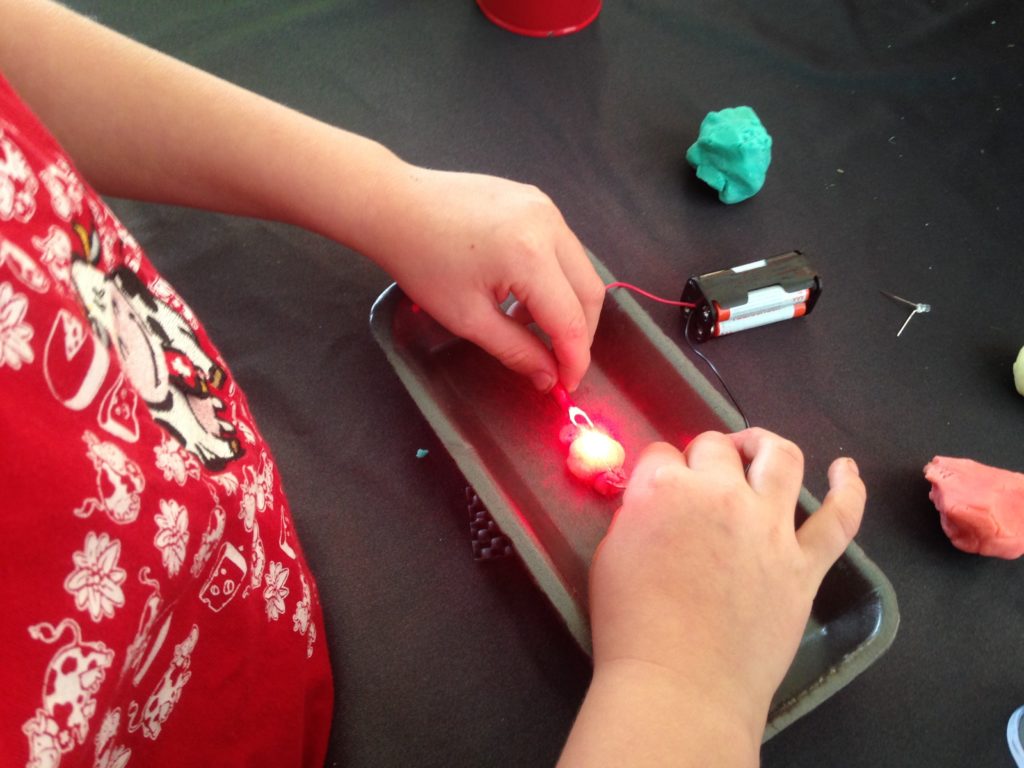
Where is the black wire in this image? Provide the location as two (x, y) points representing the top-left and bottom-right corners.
(685, 310), (751, 430)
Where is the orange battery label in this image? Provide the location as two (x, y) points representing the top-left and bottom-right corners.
(714, 302), (809, 336)
(717, 286), (811, 322)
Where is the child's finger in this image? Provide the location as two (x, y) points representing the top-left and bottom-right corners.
(728, 427), (804, 503)
(683, 430), (745, 477)
(796, 457), (866, 584)
(555, 230), (605, 347)
(515, 259), (592, 393)
(462, 295), (560, 391)
(505, 300), (533, 326)
(623, 442), (689, 505)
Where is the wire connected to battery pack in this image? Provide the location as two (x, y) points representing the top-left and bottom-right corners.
(605, 281), (696, 309)
(606, 282), (751, 430)
(684, 311), (751, 430)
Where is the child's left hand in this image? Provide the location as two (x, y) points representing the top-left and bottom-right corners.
(361, 165), (606, 392)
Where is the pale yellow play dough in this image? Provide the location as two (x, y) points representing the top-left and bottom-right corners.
(1014, 346), (1024, 396)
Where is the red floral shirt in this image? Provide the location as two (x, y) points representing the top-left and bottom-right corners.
(0, 73), (333, 767)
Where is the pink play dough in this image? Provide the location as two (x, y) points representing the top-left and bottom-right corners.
(924, 456), (1024, 559)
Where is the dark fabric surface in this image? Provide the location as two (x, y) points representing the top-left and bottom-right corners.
(67, 1), (1024, 765)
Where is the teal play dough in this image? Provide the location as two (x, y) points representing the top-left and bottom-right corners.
(686, 106), (772, 204)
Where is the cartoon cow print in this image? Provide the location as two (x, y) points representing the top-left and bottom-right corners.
(67, 222), (243, 470)
(127, 625), (199, 740)
(74, 430), (144, 524)
(22, 619), (115, 766)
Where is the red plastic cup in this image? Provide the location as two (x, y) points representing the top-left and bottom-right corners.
(476, 0), (602, 37)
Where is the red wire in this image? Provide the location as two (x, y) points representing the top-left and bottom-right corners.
(605, 281), (695, 308)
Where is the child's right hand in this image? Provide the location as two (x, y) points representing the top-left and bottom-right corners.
(587, 428), (865, 743)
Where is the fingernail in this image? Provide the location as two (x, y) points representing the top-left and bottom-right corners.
(844, 457), (860, 476)
(531, 372), (555, 392)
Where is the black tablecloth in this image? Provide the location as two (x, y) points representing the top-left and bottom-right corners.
(71, 1), (1024, 765)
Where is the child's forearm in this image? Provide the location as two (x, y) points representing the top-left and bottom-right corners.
(0, 0), (605, 392)
(558, 658), (761, 768)
(0, 0), (401, 252)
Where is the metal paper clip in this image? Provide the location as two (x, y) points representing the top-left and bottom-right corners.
(553, 384), (597, 429)
(880, 290), (931, 337)
(568, 406), (595, 430)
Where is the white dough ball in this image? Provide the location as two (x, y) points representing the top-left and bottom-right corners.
(1014, 346), (1024, 396)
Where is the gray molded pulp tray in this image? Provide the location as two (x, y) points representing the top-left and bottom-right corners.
(370, 254), (899, 739)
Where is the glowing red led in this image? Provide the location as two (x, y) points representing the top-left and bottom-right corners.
(552, 385), (628, 495)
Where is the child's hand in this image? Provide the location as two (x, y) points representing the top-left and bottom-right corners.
(588, 429), (865, 743)
(364, 165), (605, 392)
